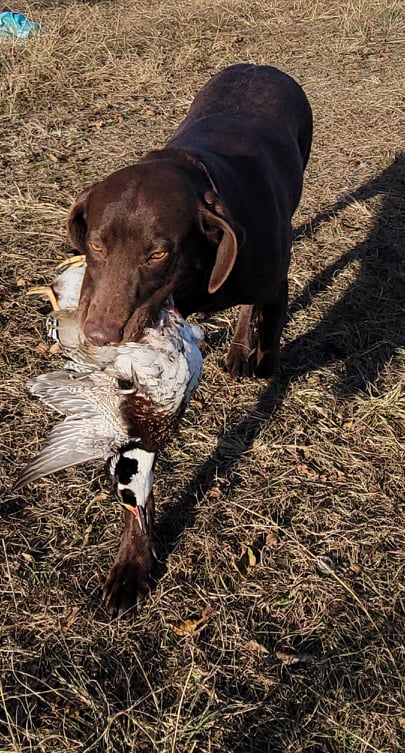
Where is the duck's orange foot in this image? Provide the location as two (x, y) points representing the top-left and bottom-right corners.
(27, 285), (60, 311)
(55, 255), (86, 273)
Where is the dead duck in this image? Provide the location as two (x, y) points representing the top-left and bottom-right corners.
(17, 257), (203, 564)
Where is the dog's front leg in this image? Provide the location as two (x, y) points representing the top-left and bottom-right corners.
(254, 280), (288, 378)
(225, 304), (256, 377)
(103, 493), (155, 617)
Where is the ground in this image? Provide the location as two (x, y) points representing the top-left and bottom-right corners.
(0, 1), (404, 751)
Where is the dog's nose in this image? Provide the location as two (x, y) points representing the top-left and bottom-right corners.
(84, 318), (124, 346)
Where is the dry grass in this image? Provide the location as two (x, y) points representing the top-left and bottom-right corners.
(1, 1), (404, 751)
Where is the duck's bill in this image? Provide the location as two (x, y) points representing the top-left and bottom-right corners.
(117, 498), (149, 534)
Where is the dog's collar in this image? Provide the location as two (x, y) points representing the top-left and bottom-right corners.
(197, 159), (219, 195)
(162, 148), (219, 196)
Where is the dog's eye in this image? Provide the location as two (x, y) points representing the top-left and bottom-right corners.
(148, 250), (168, 262)
(88, 242), (104, 253)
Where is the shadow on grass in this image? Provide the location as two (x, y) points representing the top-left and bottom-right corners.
(154, 151), (404, 574)
(148, 153), (404, 750)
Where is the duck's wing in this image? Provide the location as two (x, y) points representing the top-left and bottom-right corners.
(15, 370), (129, 489)
(27, 370), (97, 415)
(15, 418), (107, 489)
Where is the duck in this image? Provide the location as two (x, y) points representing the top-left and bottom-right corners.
(16, 257), (203, 535)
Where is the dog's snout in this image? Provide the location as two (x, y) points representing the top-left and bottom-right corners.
(84, 318), (124, 346)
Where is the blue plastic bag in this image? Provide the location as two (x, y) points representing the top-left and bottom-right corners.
(0, 11), (40, 39)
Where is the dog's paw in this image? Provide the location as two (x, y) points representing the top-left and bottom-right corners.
(253, 345), (280, 379)
(224, 342), (255, 378)
(103, 535), (152, 618)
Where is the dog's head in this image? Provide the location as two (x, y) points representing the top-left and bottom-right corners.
(68, 157), (239, 345)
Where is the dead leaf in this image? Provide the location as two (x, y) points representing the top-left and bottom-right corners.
(235, 545), (260, 575)
(63, 606), (80, 633)
(265, 532), (278, 547)
(297, 464), (318, 480)
(16, 277), (26, 287)
(89, 120), (104, 130)
(275, 650), (315, 666)
(34, 343), (49, 355)
(65, 706), (80, 718)
(246, 547), (257, 567)
(350, 562), (362, 575)
(208, 485), (222, 499)
(246, 639), (270, 656)
(172, 605), (212, 636)
(84, 491), (108, 515)
(91, 492), (108, 505)
(336, 471), (347, 482)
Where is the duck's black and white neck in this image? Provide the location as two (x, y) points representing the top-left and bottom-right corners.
(109, 444), (155, 533)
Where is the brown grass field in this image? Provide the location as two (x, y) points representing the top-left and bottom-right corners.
(0, 1), (404, 751)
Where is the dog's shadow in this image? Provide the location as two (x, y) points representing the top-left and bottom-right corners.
(154, 152), (404, 573)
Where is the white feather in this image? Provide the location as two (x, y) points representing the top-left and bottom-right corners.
(115, 448), (155, 507)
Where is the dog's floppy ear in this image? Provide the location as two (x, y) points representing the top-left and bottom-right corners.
(200, 191), (238, 294)
(67, 184), (97, 252)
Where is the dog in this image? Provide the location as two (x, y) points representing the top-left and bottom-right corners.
(67, 64), (312, 613)
(68, 63), (312, 379)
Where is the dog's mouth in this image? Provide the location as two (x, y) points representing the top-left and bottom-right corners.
(121, 306), (155, 343)
(81, 308), (160, 346)
(113, 296), (181, 344)
(80, 274), (178, 346)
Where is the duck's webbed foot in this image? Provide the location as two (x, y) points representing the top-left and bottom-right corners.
(27, 286), (60, 311)
(55, 255), (86, 273)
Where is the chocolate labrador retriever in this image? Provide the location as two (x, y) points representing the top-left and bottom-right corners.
(69, 63), (312, 379)
(68, 64), (312, 613)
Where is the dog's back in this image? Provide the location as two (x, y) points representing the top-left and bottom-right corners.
(168, 64), (312, 218)
(169, 64), (312, 168)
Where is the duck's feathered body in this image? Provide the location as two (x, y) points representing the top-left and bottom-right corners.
(45, 303), (203, 414)
(17, 259), (203, 535)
